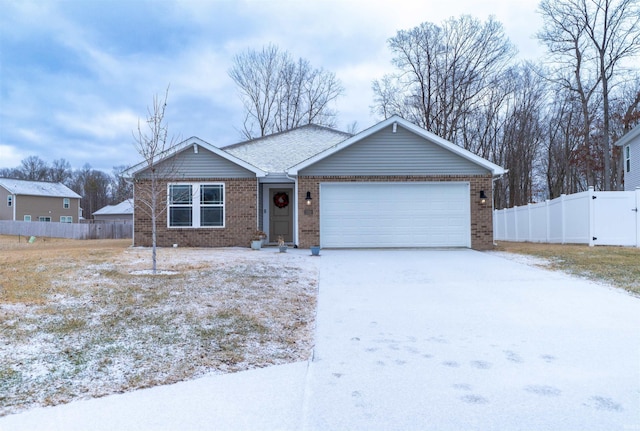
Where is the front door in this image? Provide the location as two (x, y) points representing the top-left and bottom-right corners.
(269, 188), (293, 243)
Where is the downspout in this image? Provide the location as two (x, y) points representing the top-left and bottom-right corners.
(125, 177), (135, 247)
(492, 173), (506, 246)
(256, 177), (261, 233)
(12, 194), (16, 221)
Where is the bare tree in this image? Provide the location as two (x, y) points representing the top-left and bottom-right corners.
(229, 44), (344, 139)
(20, 156), (49, 181)
(538, 0), (640, 190)
(132, 87), (177, 273)
(493, 64), (548, 207)
(346, 121), (359, 135)
(69, 164), (112, 218)
(0, 167), (19, 178)
(49, 158), (72, 184)
(372, 15), (516, 145)
(538, 0), (604, 189)
(583, 0), (640, 189)
(111, 165), (133, 203)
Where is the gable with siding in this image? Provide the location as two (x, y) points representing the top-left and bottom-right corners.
(163, 145), (258, 178)
(615, 124), (640, 190)
(623, 131), (640, 190)
(137, 143), (258, 179)
(299, 126), (490, 176)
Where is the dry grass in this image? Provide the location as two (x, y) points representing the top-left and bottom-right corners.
(494, 241), (640, 295)
(0, 235), (318, 416)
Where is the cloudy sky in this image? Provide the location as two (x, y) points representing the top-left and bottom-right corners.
(0, 0), (545, 173)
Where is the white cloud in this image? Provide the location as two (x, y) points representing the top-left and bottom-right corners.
(0, 0), (546, 172)
(55, 109), (140, 140)
(0, 145), (26, 169)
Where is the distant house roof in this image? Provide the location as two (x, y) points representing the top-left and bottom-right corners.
(93, 199), (133, 216)
(223, 124), (353, 172)
(0, 178), (81, 199)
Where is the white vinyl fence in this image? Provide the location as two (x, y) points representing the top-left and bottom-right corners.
(0, 220), (133, 240)
(494, 187), (640, 247)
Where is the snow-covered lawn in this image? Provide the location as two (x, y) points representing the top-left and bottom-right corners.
(0, 240), (318, 416)
(493, 241), (640, 295)
(1, 246), (638, 430)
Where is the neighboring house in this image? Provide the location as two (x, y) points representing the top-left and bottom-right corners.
(92, 199), (134, 223)
(126, 116), (505, 250)
(615, 123), (640, 191)
(0, 178), (81, 223)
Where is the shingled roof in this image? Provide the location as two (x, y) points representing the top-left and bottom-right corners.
(0, 178), (81, 198)
(223, 124), (352, 173)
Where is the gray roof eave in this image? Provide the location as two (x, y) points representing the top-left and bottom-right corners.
(615, 124), (640, 147)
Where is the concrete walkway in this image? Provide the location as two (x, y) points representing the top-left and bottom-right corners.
(1, 250), (639, 431)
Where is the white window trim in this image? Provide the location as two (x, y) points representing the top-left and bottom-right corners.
(38, 216), (51, 222)
(63, 198), (70, 209)
(7, 195), (12, 207)
(60, 216), (73, 223)
(625, 145), (631, 173)
(24, 215), (31, 222)
(167, 182), (225, 228)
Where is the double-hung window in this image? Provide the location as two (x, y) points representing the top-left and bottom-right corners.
(200, 185), (224, 226)
(625, 145), (631, 173)
(60, 216), (73, 223)
(168, 183), (224, 228)
(63, 198), (70, 209)
(7, 196), (12, 207)
(169, 184), (193, 227)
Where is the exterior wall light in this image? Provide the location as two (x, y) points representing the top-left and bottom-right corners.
(479, 190), (487, 204)
(305, 191), (312, 205)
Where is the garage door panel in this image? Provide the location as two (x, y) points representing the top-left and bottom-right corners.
(320, 183), (470, 248)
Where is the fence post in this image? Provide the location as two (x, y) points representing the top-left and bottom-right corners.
(636, 187), (640, 248)
(527, 203), (532, 242)
(514, 206), (519, 242)
(503, 208), (508, 241)
(588, 186), (595, 247)
(545, 199), (550, 243)
(560, 194), (566, 244)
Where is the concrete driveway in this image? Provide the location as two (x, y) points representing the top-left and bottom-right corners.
(303, 249), (640, 430)
(1, 249), (639, 431)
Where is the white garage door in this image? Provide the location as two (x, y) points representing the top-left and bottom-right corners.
(320, 182), (470, 248)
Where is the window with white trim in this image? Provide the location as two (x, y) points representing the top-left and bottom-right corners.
(625, 145), (631, 173)
(24, 215), (31, 222)
(38, 216), (51, 222)
(168, 183), (224, 228)
(60, 216), (73, 223)
(7, 196), (12, 207)
(63, 198), (70, 209)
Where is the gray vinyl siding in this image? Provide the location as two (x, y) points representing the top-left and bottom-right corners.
(300, 126), (490, 176)
(139, 146), (256, 179)
(14, 195), (80, 222)
(0, 187), (12, 220)
(625, 141), (640, 190)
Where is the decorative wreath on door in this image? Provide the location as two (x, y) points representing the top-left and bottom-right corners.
(273, 192), (289, 208)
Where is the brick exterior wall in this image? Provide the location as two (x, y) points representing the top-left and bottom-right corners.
(133, 178), (258, 248)
(297, 175), (495, 250)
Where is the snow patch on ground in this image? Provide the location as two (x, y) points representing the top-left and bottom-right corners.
(129, 269), (179, 275)
(486, 251), (554, 267)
